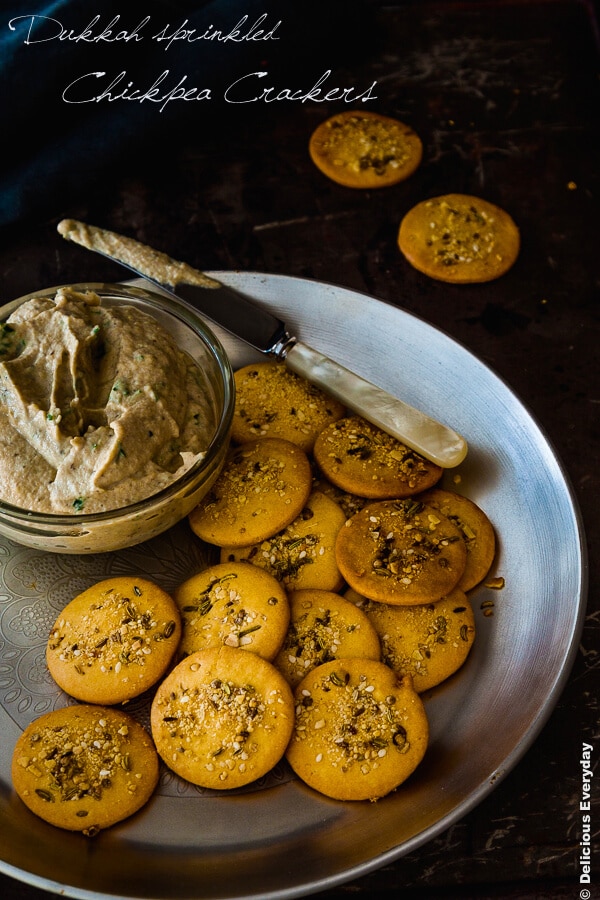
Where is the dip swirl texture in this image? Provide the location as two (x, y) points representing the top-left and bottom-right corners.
(0, 287), (212, 514)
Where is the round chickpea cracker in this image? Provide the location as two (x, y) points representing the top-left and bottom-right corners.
(346, 586), (476, 693)
(221, 490), (347, 593)
(418, 488), (496, 591)
(274, 589), (381, 688)
(286, 658), (428, 801)
(46, 577), (181, 706)
(174, 562), (289, 661)
(398, 193), (520, 283)
(313, 415), (443, 499)
(188, 437), (312, 547)
(150, 646), (294, 790)
(335, 499), (467, 605)
(11, 705), (159, 834)
(232, 361), (346, 453)
(309, 110), (423, 189)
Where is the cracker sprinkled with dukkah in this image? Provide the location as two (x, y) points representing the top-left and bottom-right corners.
(221, 490), (347, 593)
(150, 645), (294, 790)
(309, 110), (423, 189)
(313, 415), (442, 500)
(188, 437), (312, 548)
(346, 586), (476, 693)
(274, 589), (381, 688)
(335, 499), (467, 605)
(46, 577), (181, 706)
(174, 562), (289, 661)
(232, 361), (346, 453)
(286, 658), (428, 801)
(417, 488), (496, 591)
(397, 193), (520, 283)
(11, 704), (159, 834)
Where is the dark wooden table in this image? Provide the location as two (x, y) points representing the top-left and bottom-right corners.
(0, 1), (598, 897)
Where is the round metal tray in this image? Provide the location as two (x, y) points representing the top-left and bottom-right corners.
(0, 273), (586, 899)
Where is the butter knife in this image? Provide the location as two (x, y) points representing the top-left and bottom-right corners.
(57, 219), (467, 467)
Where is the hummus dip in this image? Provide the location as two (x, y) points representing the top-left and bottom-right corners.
(0, 287), (214, 514)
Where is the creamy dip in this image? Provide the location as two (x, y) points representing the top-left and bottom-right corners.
(0, 287), (213, 514)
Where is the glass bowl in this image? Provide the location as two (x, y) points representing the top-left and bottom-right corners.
(0, 282), (234, 554)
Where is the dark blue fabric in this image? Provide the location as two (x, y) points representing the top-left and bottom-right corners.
(1, 1), (366, 226)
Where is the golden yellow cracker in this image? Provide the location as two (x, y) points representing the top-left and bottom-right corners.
(46, 577), (180, 706)
(398, 193), (520, 283)
(274, 589), (381, 688)
(174, 562), (289, 661)
(150, 646), (294, 790)
(286, 658), (428, 801)
(188, 437), (312, 547)
(12, 705), (159, 834)
(335, 499), (467, 605)
(313, 416), (443, 499)
(346, 586), (475, 693)
(221, 490), (347, 592)
(309, 110), (423, 189)
(417, 488), (496, 591)
(232, 361), (346, 452)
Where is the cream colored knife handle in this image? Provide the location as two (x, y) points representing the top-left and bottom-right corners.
(285, 341), (467, 468)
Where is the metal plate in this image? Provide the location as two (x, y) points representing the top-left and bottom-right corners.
(0, 273), (587, 899)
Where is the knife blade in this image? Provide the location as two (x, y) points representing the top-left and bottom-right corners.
(57, 219), (467, 467)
